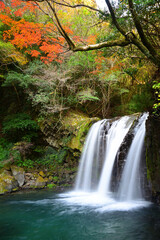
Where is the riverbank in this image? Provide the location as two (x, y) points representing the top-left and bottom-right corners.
(0, 164), (76, 195)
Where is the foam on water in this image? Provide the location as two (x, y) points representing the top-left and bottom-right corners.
(58, 191), (151, 212)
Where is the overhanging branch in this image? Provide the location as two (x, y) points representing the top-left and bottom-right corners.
(51, 0), (101, 13)
(73, 39), (131, 51)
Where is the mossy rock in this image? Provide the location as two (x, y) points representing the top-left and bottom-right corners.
(38, 109), (100, 151)
(34, 176), (47, 188)
(0, 171), (18, 194)
(39, 170), (45, 178)
(62, 110), (99, 150)
(11, 165), (25, 187)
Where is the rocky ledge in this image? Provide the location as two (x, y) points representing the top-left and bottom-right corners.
(0, 165), (76, 195)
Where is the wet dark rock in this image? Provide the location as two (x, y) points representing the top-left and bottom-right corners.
(145, 114), (160, 203)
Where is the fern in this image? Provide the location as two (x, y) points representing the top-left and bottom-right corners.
(3, 113), (38, 132)
(77, 88), (100, 102)
(2, 71), (37, 88)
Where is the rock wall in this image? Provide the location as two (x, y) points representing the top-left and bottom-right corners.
(39, 110), (99, 152)
(145, 115), (160, 203)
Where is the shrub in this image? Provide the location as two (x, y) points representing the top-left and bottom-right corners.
(2, 113), (39, 141)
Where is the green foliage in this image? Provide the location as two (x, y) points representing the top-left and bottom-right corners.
(0, 40), (14, 53)
(0, 40), (15, 64)
(124, 67), (138, 78)
(53, 176), (59, 182)
(0, 144), (10, 162)
(3, 113), (38, 133)
(15, 158), (34, 168)
(2, 113), (39, 141)
(67, 51), (96, 70)
(0, 138), (13, 162)
(2, 71), (37, 88)
(77, 88), (100, 102)
(128, 90), (153, 113)
(152, 81), (160, 115)
(47, 183), (56, 188)
(25, 60), (45, 75)
(36, 147), (68, 167)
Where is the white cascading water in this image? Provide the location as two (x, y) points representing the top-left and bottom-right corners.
(61, 113), (150, 211)
(75, 119), (107, 191)
(97, 116), (135, 196)
(118, 112), (149, 201)
(75, 115), (136, 194)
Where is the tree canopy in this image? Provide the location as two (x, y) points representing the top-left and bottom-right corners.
(0, 0), (159, 117)
(0, 0), (160, 66)
(22, 0), (160, 67)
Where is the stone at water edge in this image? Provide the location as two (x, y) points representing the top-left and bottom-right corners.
(0, 171), (19, 194)
(11, 165), (25, 187)
(34, 176), (48, 188)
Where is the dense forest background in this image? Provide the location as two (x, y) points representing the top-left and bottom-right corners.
(0, 0), (159, 179)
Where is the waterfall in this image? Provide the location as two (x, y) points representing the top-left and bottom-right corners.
(118, 113), (149, 201)
(75, 119), (107, 191)
(61, 113), (150, 211)
(74, 113), (149, 202)
(97, 116), (134, 196)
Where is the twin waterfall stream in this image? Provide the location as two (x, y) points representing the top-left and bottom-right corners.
(62, 113), (151, 211)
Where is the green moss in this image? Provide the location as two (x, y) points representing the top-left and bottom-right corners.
(62, 110), (99, 150)
(0, 171), (18, 194)
(62, 111), (90, 130)
(47, 183), (56, 189)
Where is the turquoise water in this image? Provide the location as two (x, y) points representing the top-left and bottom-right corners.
(0, 190), (160, 240)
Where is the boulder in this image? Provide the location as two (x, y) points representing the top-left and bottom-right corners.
(34, 176), (47, 188)
(0, 171), (18, 194)
(11, 165), (25, 187)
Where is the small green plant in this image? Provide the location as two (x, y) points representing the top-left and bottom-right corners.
(15, 158), (34, 168)
(53, 176), (59, 182)
(36, 147), (68, 167)
(77, 88), (100, 103)
(47, 183), (56, 189)
(152, 81), (160, 116)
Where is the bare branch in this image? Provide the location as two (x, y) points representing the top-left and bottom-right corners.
(30, 0), (103, 14)
(45, 0), (75, 50)
(51, 0), (101, 13)
(105, 0), (126, 36)
(73, 38), (131, 51)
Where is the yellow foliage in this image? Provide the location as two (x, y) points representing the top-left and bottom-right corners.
(9, 50), (28, 65)
(0, 40), (28, 66)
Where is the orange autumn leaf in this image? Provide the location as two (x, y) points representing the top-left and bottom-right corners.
(0, 0), (73, 64)
(30, 50), (41, 57)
